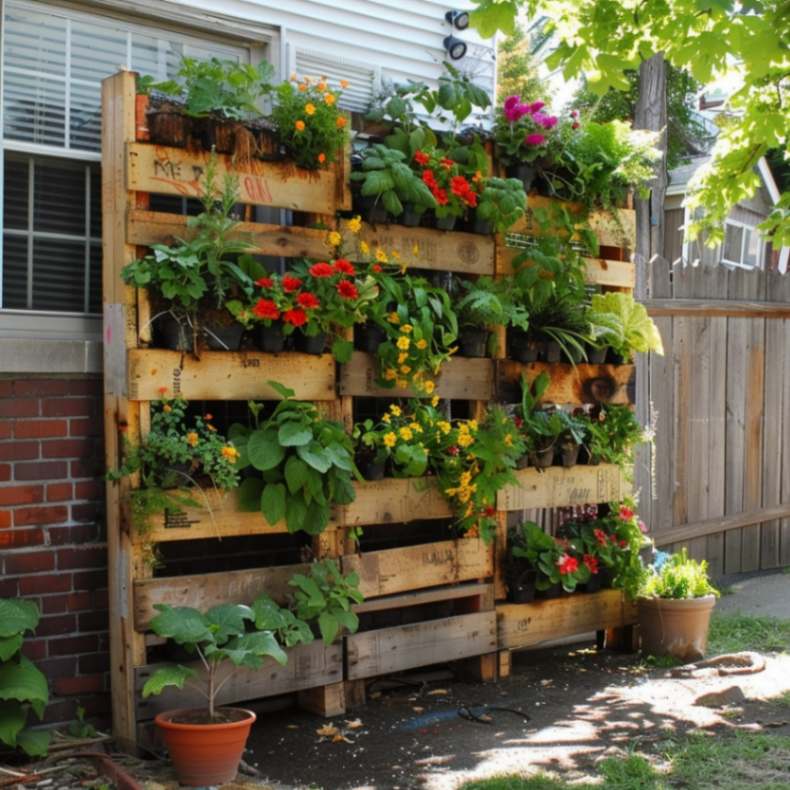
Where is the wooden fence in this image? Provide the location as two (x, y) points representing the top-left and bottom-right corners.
(638, 210), (790, 576)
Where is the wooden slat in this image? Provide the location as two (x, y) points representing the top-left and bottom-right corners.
(127, 348), (336, 401)
(497, 590), (637, 651)
(135, 641), (343, 719)
(345, 611), (497, 680)
(339, 352), (493, 400)
(127, 210), (329, 258)
(343, 539), (492, 598)
(646, 299), (790, 318)
(497, 465), (624, 511)
(352, 582), (492, 614)
(356, 223), (495, 275)
(126, 142), (342, 214)
(339, 477), (450, 526)
(133, 563), (309, 631)
(497, 361), (634, 405)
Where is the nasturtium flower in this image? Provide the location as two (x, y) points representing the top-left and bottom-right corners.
(400, 324), (413, 334)
(396, 336), (410, 351)
(186, 431), (198, 447)
(416, 338), (428, 350)
(383, 432), (397, 447)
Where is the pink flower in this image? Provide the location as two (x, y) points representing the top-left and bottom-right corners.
(541, 115), (558, 129)
(504, 95), (521, 113)
(529, 100), (545, 114)
(524, 133), (546, 146)
(557, 554), (579, 575)
(638, 520), (648, 534)
(570, 110), (578, 118)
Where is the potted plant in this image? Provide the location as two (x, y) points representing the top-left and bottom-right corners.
(557, 410), (589, 467)
(228, 268), (290, 353)
(453, 277), (506, 358)
(637, 549), (719, 661)
(585, 405), (648, 468)
(588, 292), (664, 364)
(412, 148), (479, 231)
(474, 177), (527, 234)
(506, 523), (539, 602)
(518, 373), (563, 469)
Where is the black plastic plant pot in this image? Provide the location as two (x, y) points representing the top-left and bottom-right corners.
(587, 346), (608, 364)
(530, 446), (555, 469)
(544, 341), (562, 363)
(356, 456), (386, 481)
(361, 197), (389, 225)
(506, 567), (537, 603)
(400, 206), (423, 227)
(435, 215), (457, 231)
(295, 330), (327, 355)
(472, 215), (493, 235)
(536, 582), (565, 600)
(515, 452), (530, 470)
(355, 322), (387, 353)
(155, 313), (192, 352)
(606, 348), (629, 365)
(579, 446), (601, 466)
(203, 322), (244, 351)
(457, 327), (489, 358)
(507, 163), (537, 192)
(509, 330), (542, 363)
(560, 443), (580, 468)
(256, 323), (286, 353)
(581, 573), (603, 593)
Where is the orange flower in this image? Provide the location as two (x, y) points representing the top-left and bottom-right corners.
(305, 102), (316, 116)
(317, 80), (327, 91)
(317, 152), (326, 164)
(298, 83), (308, 92)
(157, 386), (167, 395)
(295, 119), (306, 132)
(323, 92), (336, 106)
(204, 413), (213, 420)
(186, 431), (199, 447)
(336, 116), (347, 128)
(340, 79), (349, 89)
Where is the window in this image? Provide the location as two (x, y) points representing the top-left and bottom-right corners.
(0, 0), (252, 317)
(721, 220), (764, 270)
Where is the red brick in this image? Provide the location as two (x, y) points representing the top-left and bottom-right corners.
(5, 551), (55, 574)
(42, 439), (88, 459)
(0, 511), (10, 529)
(14, 380), (71, 397)
(78, 653), (110, 675)
(0, 464), (10, 481)
(41, 594), (69, 614)
(78, 610), (108, 632)
(57, 547), (106, 570)
(70, 418), (102, 438)
(19, 574), (72, 595)
(0, 422), (12, 439)
(0, 399), (38, 418)
(46, 482), (73, 501)
(70, 458), (103, 478)
(0, 381), (14, 397)
(48, 525), (100, 545)
(72, 570), (106, 591)
(38, 656), (78, 679)
(0, 484), (44, 506)
(15, 419), (68, 439)
(0, 528), (45, 549)
(35, 614), (76, 637)
(41, 398), (93, 418)
(0, 441), (39, 461)
(71, 502), (102, 523)
(48, 634), (98, 656)
(15, 460), (68, 481)
(0, 577), (19, 597)
(65, 591), (93, 611)
(13, 505), (68, 526)
(22, 639), (47, 661)
(53, 674), (104, 696)
(74, 480), (102, 500)
(92, 589), (109, 610)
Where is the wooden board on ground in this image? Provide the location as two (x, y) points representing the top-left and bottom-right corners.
(345, 611), (497, 680)
(498, 465), (623, 511)
(340, 352), (493, 400)
(127, 211), (329, 259)
(339, 477), (450, 526)
(497, 361), (634, 405)
(127, 349), (336, 401)
(126, 143), (347, 213)
(343, 539), (492, 598)
(135, 641), (342, 718)
(133, 562), (310, 630)
(497, 590), (637, 651)
(355, 223), (495, 275)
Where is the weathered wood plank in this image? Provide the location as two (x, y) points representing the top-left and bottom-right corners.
(352, 583), (492, 614)
(646, 299), (790, 318)
(342, 539), (493, 598)
(497, 590), (637, 651)
(706, 316), (727, 575)
(782, 321), (790, 567)
(135, 641), (343, 719)
(127, 348), (336, 401)
(339, 352), (493, 400)
(497, 465), (624, 511)
(497, 361), (634, 405)
(345, 611), (497, 680)
(126, 142), (342, 213)
(133, 563), (310, 631)
(339, 478), (450, 526)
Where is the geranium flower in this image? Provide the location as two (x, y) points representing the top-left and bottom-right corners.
(255, 276), (274, 289)
(440, 157), (454, 169)
(483, 505), (496, 517)
(524, 133), (546, 146)
(448, 446), (459, 456)
(583, 554), (599, 574)
(317, 152), (326, 164)
(372, 263), (383, 273)
(414, 150), (430, 166)
(309, 262), (334, 278)
(282, 275), (303, 292)
(333, 259), (355, 275)
(337, 279), (359, 300)
(283, 308), (308, 327)
(253, 298), (280, 320)
(557, 553), (579, 575)
(619, 505), (635, 521)
(422, 169), (438, 188)
(434, 188), (448, 205)
(594, 528), (608, 547)
(297, 292), (320, 309)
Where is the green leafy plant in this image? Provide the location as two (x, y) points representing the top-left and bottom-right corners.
(232, 382), (358, 535)
(586, 404), (648, 468)
(289, 560), (364, 644)
(0, 599), (50, 757)
(493, 94), (562, 168)
(454, 277), (528, 334)
(589, 292), (664, 362)
(141, 602), (286, 720)
(476, 177), (527, 232)
(511, 522), (591, 592)
(640, 549), (719, 600)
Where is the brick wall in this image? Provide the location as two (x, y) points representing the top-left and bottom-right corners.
(0, 376), (109, 725)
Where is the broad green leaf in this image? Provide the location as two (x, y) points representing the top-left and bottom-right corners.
(247, 428), (285, 471)
(228, 631), (288, 666)
(0, 599), (39, 638)
(277, 421), (313, 447)
(318, 612), (339, 645)
(237, 477), (263, 511)
(285, 497), (308, 533)
(142, 665), (196, 698)
(0, 657), (48, 708)
(149, 605), (212, 646)
(16, 727), (50, 757)
(0, 635), (23, 662)
(331, 338), (354, 364)
(206, 604), (253, 642)
(296, 441), (332, 473)
(334, 609), (360, 634)
(0, 700), (26, 747)
(261, 482), (287, 525)
(284, 456), (309, 495)
(266, 380), (295, 400)
(252, 595), (286, 631)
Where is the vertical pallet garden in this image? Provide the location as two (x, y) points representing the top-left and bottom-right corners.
(103, 70), (640, 747)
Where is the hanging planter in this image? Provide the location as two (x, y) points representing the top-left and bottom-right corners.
(505, 565), (537, 603)
(148, 103), (191, 147)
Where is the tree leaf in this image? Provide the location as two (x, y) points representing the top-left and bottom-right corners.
(296, 441), (332, 473)
(228, 631), (288, 666)
(261, 482), (287, 525)
(277, 421), (313, 447)
(142, 665), (196, 698)
(15, 727), (50, 758)
(331, 338), (354, 364)
(0, 600), (39, 638)
(205, 604), (254, 643)
(149, 605), (212, 646)
(0, 635), (23, 662)
(318, 612), (339, 645)
(237, 477), (263, 511)
(267, 380), (295, 400)
(0, 700), (26, 748)
(285, 497), (308, 533)
(0, 657), (48, 708)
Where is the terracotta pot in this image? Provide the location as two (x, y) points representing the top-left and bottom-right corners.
(155, 707), (256, 787)
(638, 595), (716, 661)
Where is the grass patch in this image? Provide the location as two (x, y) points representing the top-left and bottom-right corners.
(770, 690), (790, 708)
(707, 613), (790, 655)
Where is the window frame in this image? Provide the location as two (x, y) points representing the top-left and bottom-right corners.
(720, 218), (764, 270)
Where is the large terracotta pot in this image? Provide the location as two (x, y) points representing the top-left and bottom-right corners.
(155, 708), (256, 786)
(638, 595), (716, 661)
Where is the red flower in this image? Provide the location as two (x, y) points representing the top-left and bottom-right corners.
(283, 308), (307, 327)
(483, 505), (496, 517)
(583, 554), (599, 574)
(619, 539), (628, 549)
(255, 276), (274, 288)
(557, 553), (579, 575)
(333, 258), (355, 275)
(433, 188), (448, 206)
(282, 275), (303, 292)
(422, 169), (438, 189)
(464, 191), (478, 208)
(619, 505), (635, 521)
(440, 157), (454, 169)
(253, 298), (280, 320)
(594, 528), (608, 547)
(448, 446), (459, 456)
(514, 416), (524, 429)
(309, 262), (334, 278)
(451, 176), (471, 196)
(297, 292), (320, 309)
(337, 279), (359, 300)
(572, 122), (580, 129)
(372, 263), (383, 273)
(413, 150), (430, 166)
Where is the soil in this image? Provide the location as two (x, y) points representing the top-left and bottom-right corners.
(169, 707), (252, 725)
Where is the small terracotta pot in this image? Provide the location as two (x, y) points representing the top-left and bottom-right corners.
(638, 595), (716, 661)
(155, 707), (256, 787)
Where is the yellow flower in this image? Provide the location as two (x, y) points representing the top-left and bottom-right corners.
(382, 413), (391, 423)
(327, 230), (342, 247)
(459, 423), (469, 434)
(294, 119), (305, 132)
(317, 80), (327, 91)
(221, 445), (240, 462)
(298, 83), (308, 92)
(345, 215), (362, 234)
(423, 380), (435, 394)
(384, 369), (397, 381)
(400, 365), (411, 374)
(416, 338), (428, 350)
(409, 422), (422, 433)
(163, 404), (172, 413)
(340, 79), (350, 89)
(390, 405), (402, 417)
(397, 379), (409, 388)
(388, 312), (400, 324)
(396, 336), (410, 350)
(375, 247), (388, 263)
(391, 249), (401, 261)
(359, 240), (370, 255)
(438, 420), (451, 435)
(468, 419), (478, 432)
(290, 72), (298, 81)
(336, 115), (347, 128)
(186, 431), (199, 447)
(457, 432), (474, 448)
(397, 352), (408, 364)
(431, 395), (440, 407)
(398, 427), (413, 441)
(504, 434), (513, 447)
(207, 424), (217, 432)
(305, 102), (316, 115)
(400, 323), (413, 334)
(460, 471), (472, 486)
(383, 432), (397, 448)
(324, 92), (336, 105)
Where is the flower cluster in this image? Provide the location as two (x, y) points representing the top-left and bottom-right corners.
(494, 94), (564, 167)
(413, 149), (481, 219)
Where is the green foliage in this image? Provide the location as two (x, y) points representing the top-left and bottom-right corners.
(707, 613), (790, 656)
(511, 521), (591, 592)
(586, 405), (648, 468)
(0, 600), (50, 757)
(639, 548), (718, 600)
(352, 405), (429, 477)
(589, 292), (664, 361)
(496, 26), (546, 105)
(232, 382), (358, 535)
(476, 178), (528, 232)
(290, 561), (364, 644)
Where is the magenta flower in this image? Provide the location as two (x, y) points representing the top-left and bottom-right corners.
(541, 115), (558, 129)
(503, 95), (523, 122)
(524, 133), (546, 146)
(529, 100), (545, 114)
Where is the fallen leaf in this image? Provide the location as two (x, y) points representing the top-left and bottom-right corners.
(427, 688), (449, 696)
(412, 706), (424, 713)
(316, 724), (339, 737)
(345, 719), (363, 729)
(332, 733), (352, 743)
(287, 724), (299, 729)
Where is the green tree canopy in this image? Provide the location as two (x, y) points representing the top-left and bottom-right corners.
(497, 25), (546, 104)
(471, 0), (789, 249)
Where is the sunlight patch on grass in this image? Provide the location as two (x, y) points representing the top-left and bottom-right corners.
(707, 613), (790, 655)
